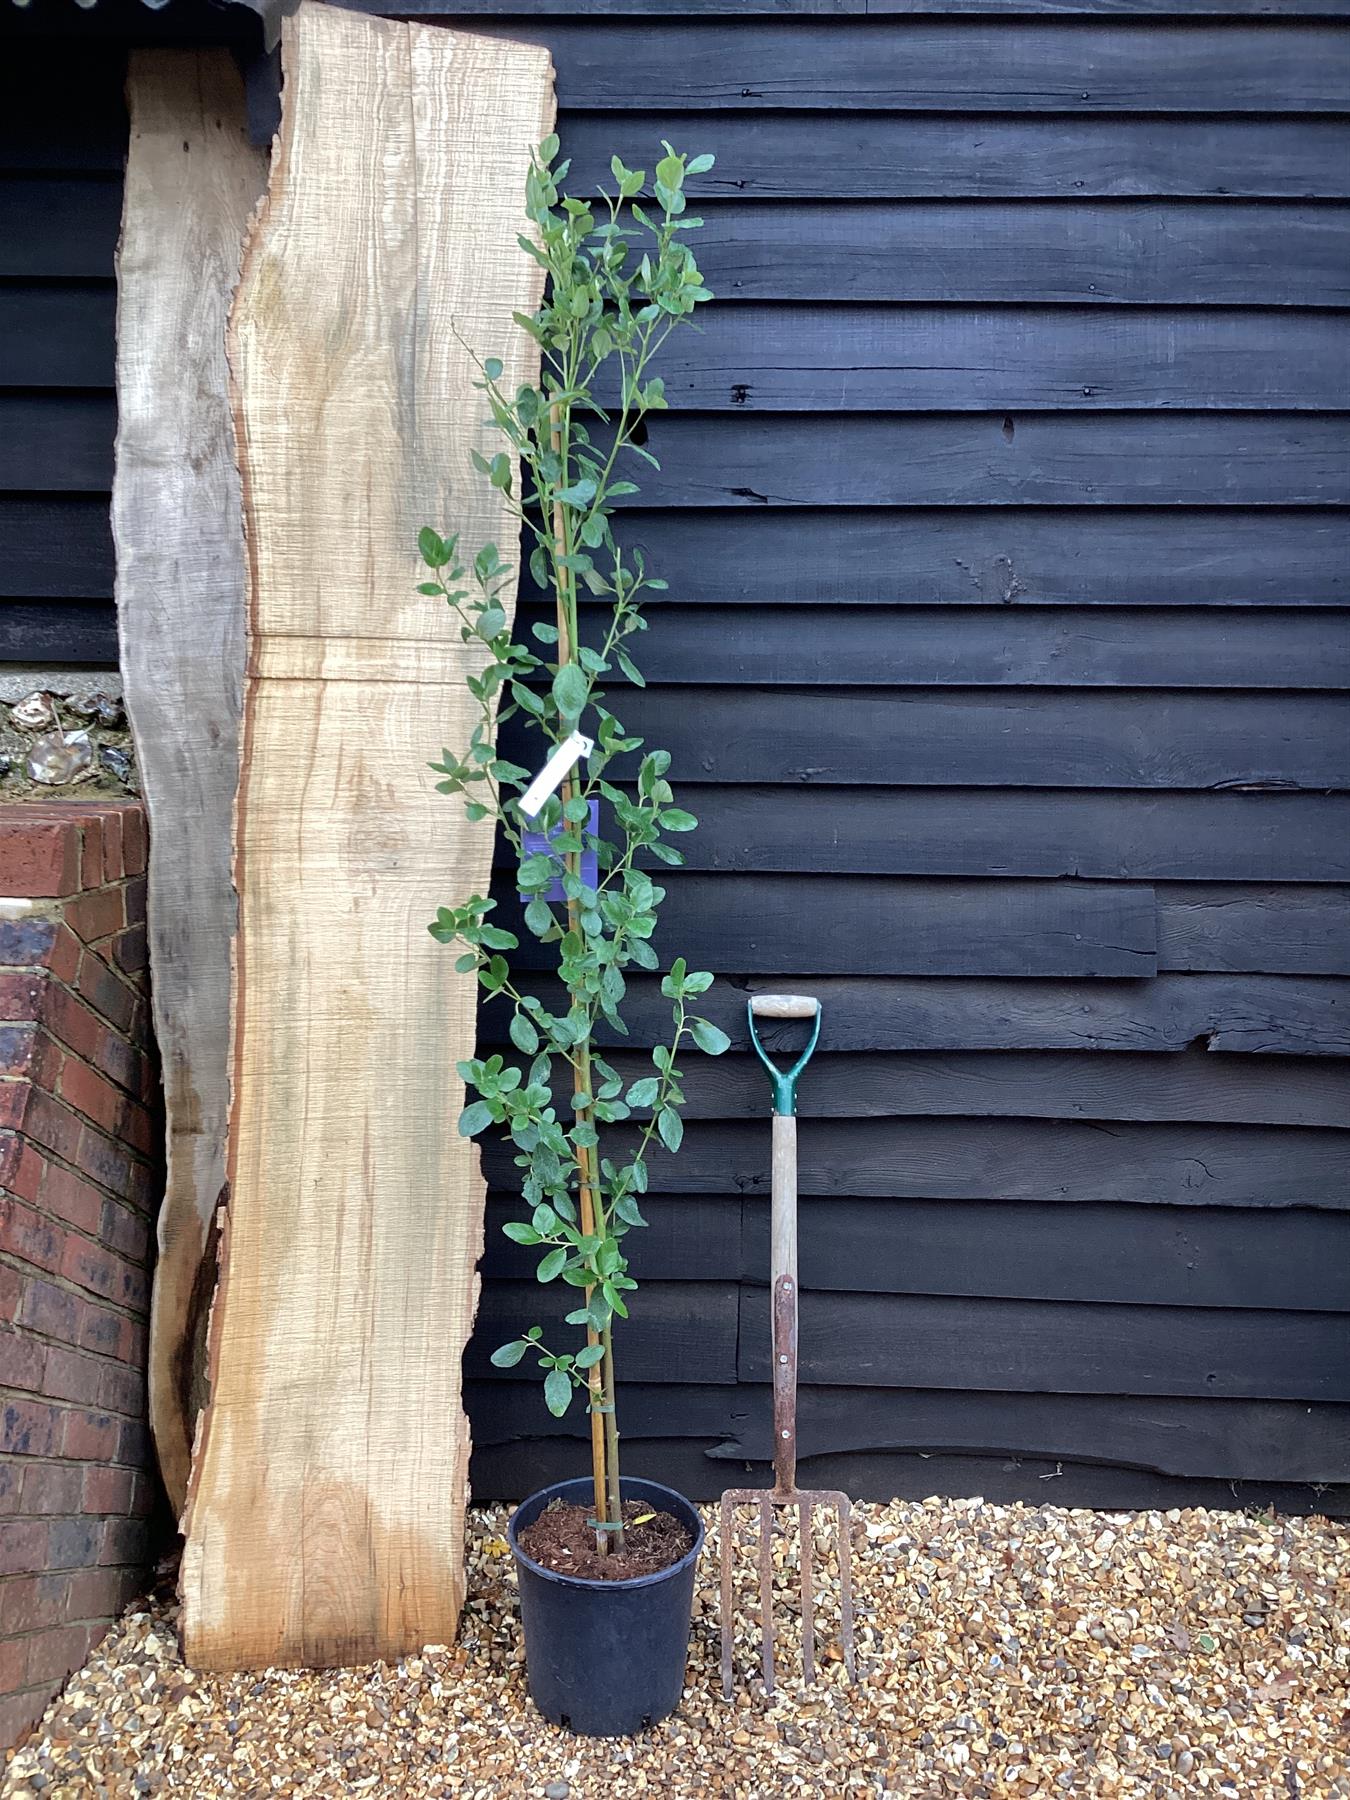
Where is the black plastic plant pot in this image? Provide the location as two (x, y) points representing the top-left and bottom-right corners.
(507, 1476), (705, 1737)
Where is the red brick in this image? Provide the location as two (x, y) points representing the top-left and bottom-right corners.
(80, 1465), (134, 1516)
(36, 1162), (101, 1236)
(97, 1361), (143, 1419)
(130, 1471), (157, 1517)
(0, 1081), (30, 1134)
(39, 1343), (102, 1406)
(0, 1518), (45, 1574)
(0, 1025), (35, 1080)
(0, 1324), (46, 1392)
(0, 1263), (20, 1325)
(64, 1564), (124, 1620)
(27, 1029), (64, 1096)
(0, 974), (45, 1027)
(0, 1635), (26, 1692)
(91, 1031), (147, 1101)
(99, 1200), (148, 1264)
(110, 925), (148, 977)
(40, 984), (104, 1066)
(60, 1408), (118, 1462)
(73, 952), (136, 1037)
(73, 1124), (141, 1206)
(18, 1276), (79, 1341)
(63, 887), (123, 950)
(100, 810), (123, 884)
(0, 1571), (67, 1633)
(0, 1686), (47, 1752)
(117, 1417), (148, 1467)
(20, 1089), (82, 1168)
(59, 1235), (140, 1309)
(0, 819), (82, 899)
(1, 1139), (44, 1205)
(19, 1460), (82, 1515)
(120, 808), (146, 879)
(23, 1621), (92, 1686)
(47, 1516), (101, 1569)
(98, 1515), (149, 1567)
(57, 1057), (127, 1138)
(0, 1460), (18, 1513)
(78, 815), (102, 889)
(0, 916), (58, 971)
(0, 1198), (61, 1275)
(75, 1301), (132, 1361)
(1, 1399), (60, 1458)
(122, 875), (146, 927)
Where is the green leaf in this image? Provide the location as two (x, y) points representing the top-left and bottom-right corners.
(615, 647), (645, 688)
(574, 1343), (605, 1370)
(509, 1012), (540, 1054)
(483, 356), (504, 381)
(418, 527), (450, 568)
(502, 1222), (542, 1246)
(458, 1101), (494, 1138)
(686, 153), (716, 175)
(537, 1247), (568, 1283)
(524, 895), (556, 938)
(556, 478), (597, 508)
(489, 1339), (527, 1368)
(659, 808), (698, 832)
(625, 1077), (660, 1109)
(552, 663), (589, 719)
(691, 1019), (731, 1057)
(657, 1106), (683, 1153)
(543, 1368), (572, 1417)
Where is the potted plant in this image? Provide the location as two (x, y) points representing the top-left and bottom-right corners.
(417, 136), (724, 1736)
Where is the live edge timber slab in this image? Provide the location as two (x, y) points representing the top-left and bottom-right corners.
(113, 49), (267, 1518)
(180, 3), (553, 1670)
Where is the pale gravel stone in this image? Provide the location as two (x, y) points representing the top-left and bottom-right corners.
(2, 1499), (1347, 1798)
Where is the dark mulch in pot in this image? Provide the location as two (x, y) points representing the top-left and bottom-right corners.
(518, 1497), (693, 1580)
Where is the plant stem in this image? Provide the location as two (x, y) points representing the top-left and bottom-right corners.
(550, 401), (617, 1555)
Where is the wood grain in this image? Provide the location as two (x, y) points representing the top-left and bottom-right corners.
(179, 3), (553, 1671)
(112, 49), (267, 1516)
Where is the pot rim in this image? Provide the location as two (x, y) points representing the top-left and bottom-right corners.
(507, 1475), (705, 1593)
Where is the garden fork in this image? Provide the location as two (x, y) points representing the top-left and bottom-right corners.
(719, 994), (856, 1699)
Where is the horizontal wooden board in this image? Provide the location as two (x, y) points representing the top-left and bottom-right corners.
(561, 116), (1350, 201)
(482, 972), (1350, 1057)
(492, 873), (1159, 977)
(13, 292), (1350, 412)
(738, 1290), (1350, 1400)
(398, 4), (1350, 17)
(0, 500), (113, 598)
(19, 188), (1347, 302)
(0, 601), (113, 664)
(535, 1049), (1350, 1130)
(467, 1280), (738, 1384)
(602, 413), (1350, 504)
(685, 201), (1350, 306)
(0, 395), (115, 489)
(594, 309), (1350, 412)
(705, 1389), (1350, 1486)
(0, 177), (122, 278)
(483, 1191), (1350, 1308)
(504, 692), (1350, 790)
(1156, 882), (1350, 975)
(481, 1115), (1350, 1208)
(0, 58), (127, 171)
(482, 22), (1350, 111)
(560, 604), (1350, 691)
(763, 1199), (1350, 1309)
(582, 511), (1350, 606)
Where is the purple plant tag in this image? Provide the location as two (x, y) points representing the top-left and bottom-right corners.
(521, 798), (599, 902)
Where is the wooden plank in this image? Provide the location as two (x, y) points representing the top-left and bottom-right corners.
(602, 413), (1350, 502)
(0, 396), (116, 490)
(0, 501), (113, 598)
(0, 55), (127, 171)
(594, 308), (1350, 411)
(180, 3), (555, 1673)
(706, 1389), (1350, 1487)
(0, 176), (123, 277)
(574, 1049), (1350, 1130)
(112, 50), (267, 1517)
(482, 1117), (1350, 1209)
(563, 115), (1350, 200)
(0, 602), (115, 665)
(480, 1194), (736, 1283)
(521, 693), (1350, 790)
(469, 1282), (739, 1385)
(462, 1380), (739, 1447)
(490, 973), (1350, 1057)
(494, 22), (1350, 112)
(749, 1198), (1350, 1309)
(397, 2), (1350, 17)
(0, 286), (115, 387)
(499, 876), (1159, 978)
(682, 201), (1350, 306)
(562, 604), (1350, 691)
(593, 511), (1350, 606)
(1157, 884), (1350, 975)
(739, 1291), (1350, 1400)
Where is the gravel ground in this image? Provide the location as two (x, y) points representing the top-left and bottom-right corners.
(3, 1497), (1346, 1799)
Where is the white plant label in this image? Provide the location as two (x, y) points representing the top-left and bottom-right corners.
(519, 730), (594, 820)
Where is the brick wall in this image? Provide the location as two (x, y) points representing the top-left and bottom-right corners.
(0, 800), (162, 1750)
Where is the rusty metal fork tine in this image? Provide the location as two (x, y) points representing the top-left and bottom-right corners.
(720, 1491), (736, 1701)
(799, 1497), (816, 1684)
(836, 1494), (856, 1682)
(759, 1495), (776, 1695)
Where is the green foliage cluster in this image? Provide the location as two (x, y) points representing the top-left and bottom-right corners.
(418, 136), (720, 1542)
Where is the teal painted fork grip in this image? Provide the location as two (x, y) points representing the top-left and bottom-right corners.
(747, 999), (821, 1116)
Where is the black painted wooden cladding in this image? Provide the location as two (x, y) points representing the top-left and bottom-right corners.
(3, 5), (1349, 1513)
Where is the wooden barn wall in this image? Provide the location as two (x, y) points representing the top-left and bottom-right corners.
(3, 2), (1348, 1513)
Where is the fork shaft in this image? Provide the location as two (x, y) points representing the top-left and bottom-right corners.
(771, 1114), (799, 1497)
